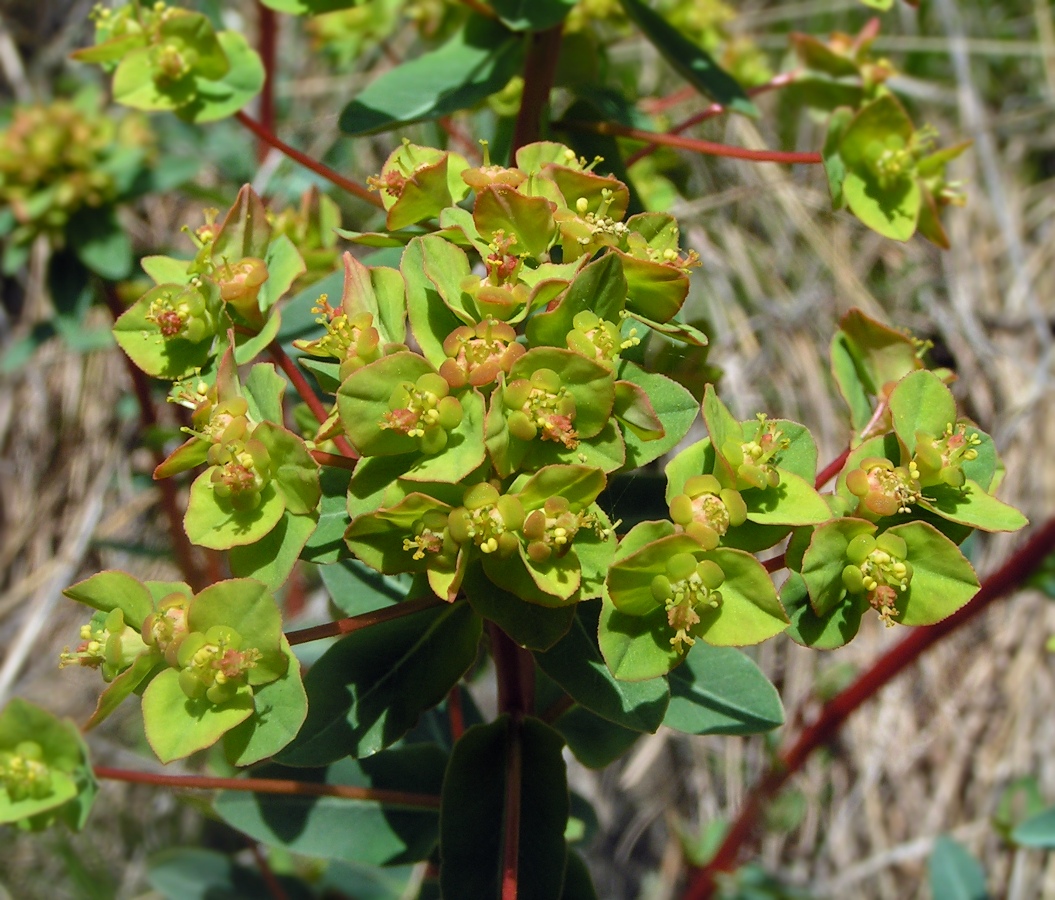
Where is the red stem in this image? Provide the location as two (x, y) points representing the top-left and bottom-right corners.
(285, 595), (444, 646)
(235, 111), (384, 209)
(684, 515), (1055, 899)
(490, 623), (534, 718)
(101, 286), (206, 590)
(511, 24), (564, 155)
(500, 717), (523, 900)
(564, 119), (822, 165)
(256, 2), (278, 166)
(267, 341), (358, 459)
(448, 684), (465, 742)
(815, 447), (851, 490)
(627, 72), (800, 167)
(94, 765), (440, 808)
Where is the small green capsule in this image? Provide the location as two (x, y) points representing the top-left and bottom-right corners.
(497, 495), (526, 531)
(447, 508), (472, 544)
(685, 521), (719, 551)
(420, 425), (448, 455)
(846, 532), (877, 565)
(437, 395), (463, 430)
(651, 574), (672, 603)
(666, 552), (698, 582)
(206, 681), (236, 705)
(497, 532), (520, 557)
(695, 560), (725, 590)
(940, 465), (965, 487)
(523, 509), (547, 541)
(176, 632), (208, 669)
(875, 532), (907, 559)
(178, 667), (207, 700)
(845, 468), (870, 498)
(669, 493), (694, 526)
(684, 474), (721, 497)
(842, 564), (866, 593)
(914, 435), (942, 474)
(464, 482), (500, 510)
(528, 541), (552, 563)
(531, 368), (561, 393)
(544, 496), (570, 517)
(416, 372), (450, 399)
(507, 410), (537, 442)
(738, 463), (769, 491)
(503, 379), (532, 411)
(572, 310), (599, 331)
(721, 489), (748, 526)
(388, 384), (412, 411)
(566, 330), (595, 358)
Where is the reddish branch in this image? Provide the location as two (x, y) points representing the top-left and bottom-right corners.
(235, 111), (384, 209)
(628, 71), (800, 167)
(94, 765), (440, 809)
(501, 717), (524, 900)
(684, 515), (1055, 899)
(285, 595), (444, 646)
(101, 286), (206, 590)
(814, 447), (851, 490)
(511, 24), (565, 153)
(310, 449), (358, 471)
(249, 842), (290, 900)
(565, 119), (822, 165)
(255, 2), (278, 165)
(267, 341), (358, 459)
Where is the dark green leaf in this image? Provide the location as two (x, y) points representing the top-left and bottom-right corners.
(1013, 806), (1055, 848)
(665, 643), (783, 736)
(339, 19), (525, 136)
(440, 717), (568, 900)
(68, 207), (133, 280)
(464, 563), (575, 651)
(277, 601), (480, 764)
(928, 836), (989, 900)
(553, 705), (641, 769)
(299, 465), (352, 564)
(147, 848), (314, 900)
(214, 746), (445, 866)
(617, 0), (757, 116)
(535, 600), (669, 732)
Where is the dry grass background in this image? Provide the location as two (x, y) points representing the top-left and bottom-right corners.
(1, 1), (1055, 898)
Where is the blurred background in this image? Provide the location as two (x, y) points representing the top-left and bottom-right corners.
(1, 1), (1054, 897)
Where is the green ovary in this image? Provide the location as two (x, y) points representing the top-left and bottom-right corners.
(0, 742), (53, 803)
(650, 552), (725, 652)
(841, 532), (913, 625)
(175, 625), (261, 705)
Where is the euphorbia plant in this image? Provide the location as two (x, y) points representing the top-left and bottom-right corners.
(2, 0), (1046, 897)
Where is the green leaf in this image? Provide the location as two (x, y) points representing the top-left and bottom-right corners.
(253, 422), (321, 515)
(68, 206), (133, 280)
(440, 716), (568, 900)
(215, 747), (445, 866)
(921, 480), (1028, 533)
(928, 836), (989, 900)
(782, 571), (864, 650)
(259, 234), (306, 311)
(617, 361), (698, 469)
(474, 185), (557, 260)
(258, 0), (360, 12)
(183, 472), (286, 550)
(402, 238), (464, 367)
(341, 252), (407, 347)
(178, 32), (265, 124)
(63, 570), (153, 628)
(665, 643), (783, 735)
(147, 848), (314, 900)
(224, 638), (308, 766)
(744, 471), (832, 527)
(300, 465), (353, 564)
(1013, 806), (1055, 848)
(535, 600), (670, 731)
(598, 594), (681, 682)
(243, 363), (286, 426)
(490, 0), (576, 31)
(214, 184), (272, 262)
(891, 522), (979, 626)
(85, 652), (163, 730)
(526, 253), (626, 348)
(888, 369), (956, 456)
(142, 669), (255, 763)
(229, 510), (317, 591)
(277, 601), (481, 764)
(464, 564), (575, 651)
(190, 579), (285, 683)
(339, 18), (525, 136)
(554, 704), (641, 769)
(320, 558), (406, 618)
(617, 0), (757, 117)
